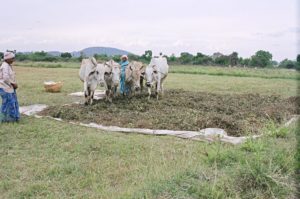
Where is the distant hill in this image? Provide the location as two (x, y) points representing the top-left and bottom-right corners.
(71, 47), (132, 57)
(20, 47), (133, 57)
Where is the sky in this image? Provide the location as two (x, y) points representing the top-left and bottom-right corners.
(0, 0), (299, 61)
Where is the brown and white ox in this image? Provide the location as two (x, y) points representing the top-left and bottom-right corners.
(125, 61), (145, 96)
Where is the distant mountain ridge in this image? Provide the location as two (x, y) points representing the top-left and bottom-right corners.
(45, 47), (132, 57)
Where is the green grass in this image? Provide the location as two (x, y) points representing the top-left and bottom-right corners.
(14, 61), (80, 69)
(0, 64), (298, 198)
(15, 66), (298, 107)
(15, 61), (300, 80)
(0, 117), (298, 198)
(169, 65), (300, 80)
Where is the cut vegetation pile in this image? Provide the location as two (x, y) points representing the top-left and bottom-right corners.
(40, 89), (299, 136)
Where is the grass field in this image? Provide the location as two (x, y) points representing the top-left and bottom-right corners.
(15, 61), (300, 80)
(0, 63), (299, 198)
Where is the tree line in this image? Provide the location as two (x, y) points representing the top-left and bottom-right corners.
(1, 50), (299, 70)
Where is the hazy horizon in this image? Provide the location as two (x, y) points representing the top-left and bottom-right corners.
(1, 0), (299, 61)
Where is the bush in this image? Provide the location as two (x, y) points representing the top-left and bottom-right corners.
(279, 59), (298, 69)
(240, 139), (264, 152)
(264, 121), (289, 138)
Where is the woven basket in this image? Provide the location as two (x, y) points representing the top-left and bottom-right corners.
(44, 81), (63, 92)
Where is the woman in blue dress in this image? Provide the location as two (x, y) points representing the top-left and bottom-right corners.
(0, 52), (20, 123)
(119, 55), (129, 95)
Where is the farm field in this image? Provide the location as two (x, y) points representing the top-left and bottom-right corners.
(0, 63), (299, 198)
(15, 61), (300, 80)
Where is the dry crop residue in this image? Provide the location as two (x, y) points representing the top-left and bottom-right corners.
(39, 89), (299, 136)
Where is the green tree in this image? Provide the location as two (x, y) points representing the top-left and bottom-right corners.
(94, 54), (109, 62)
(229, 52), (238, 66)
(278, 59), (297, 69)
(168, 53), (177, 62)
(128, 53), (140, 61)
(179, 52), (193, 64)
(112, 55), (121, 62)
(242, 58), (251, 66)
(271, 60), (278, 66)
(193, 52), (212, 65)
(250, 50), (273, 67)
(61, 52), (72, 59)
(142, 50), (152, 61)
(0, 52), (3, 59)
(215, 55), (230, 66)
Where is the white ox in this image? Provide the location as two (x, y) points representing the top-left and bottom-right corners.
(145, 56), (169, 100)
(104, 60), (121, 102)
(79, 57), (106, 105)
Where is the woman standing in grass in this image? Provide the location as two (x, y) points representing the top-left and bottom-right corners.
(120, 55), (129, 95)
(0, 51), (20, 123)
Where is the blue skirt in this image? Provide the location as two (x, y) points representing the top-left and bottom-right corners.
(0, 88), (20, 122)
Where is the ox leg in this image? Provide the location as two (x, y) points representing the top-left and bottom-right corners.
(105, 90), (110, 102)
(160, 78), (166, 98)
(140, 77), (144, 93)
(85, 88), (92, 105)
(113, 86), (118, 97)
(147, 87), (151, 100)
(90, 90), (95, 105)
(84, 81), (89, 105)
(89, 80), (97, 105)
(109, 90), (113, 103)
(156, 81), (160, 100)
(87, 86), (92, 105)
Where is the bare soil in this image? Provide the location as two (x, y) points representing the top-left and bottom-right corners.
(39, 89), (299, 136)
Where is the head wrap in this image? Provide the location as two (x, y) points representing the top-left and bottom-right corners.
(121, 55), (128, 60)
(4, 52), (15, 60)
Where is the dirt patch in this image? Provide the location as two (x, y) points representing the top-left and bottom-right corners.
(39, 89), (299, 136)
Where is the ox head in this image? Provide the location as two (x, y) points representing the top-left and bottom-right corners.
(105, 60), (121, 87)
(95, 63), (106, 87)
(145, 64), (158, 87)
(127, 62), (144, 91)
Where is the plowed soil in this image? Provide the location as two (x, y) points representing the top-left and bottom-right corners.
(39, 89), (299, 136)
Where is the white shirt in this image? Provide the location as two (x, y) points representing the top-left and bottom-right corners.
(0, 62), (17, 93)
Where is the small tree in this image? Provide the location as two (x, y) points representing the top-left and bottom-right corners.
(128, 53), (140, 61)
(296, 54), (300, 70)
(179, 52), (193, 64)
(242, 58), (251, 66)
(271, 60), (278, 67)
(142, 50), (152, 61)
(215, 55), (230, 66)
(112, 55), (121, 62)
(229, 52), (238, 66)
(279, 59), (297, 69)
(193, 52), (211, 65)
(0, 52), (3, 59)
(61, 52), (72, 59)
(250, 50), (273, 67)
(168, 53), (177, 62)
